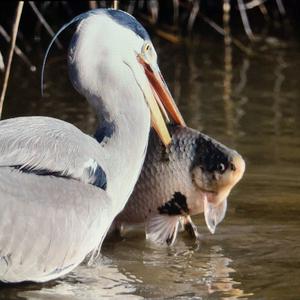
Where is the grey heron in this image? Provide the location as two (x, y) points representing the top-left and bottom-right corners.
(0, 9), (185, 283)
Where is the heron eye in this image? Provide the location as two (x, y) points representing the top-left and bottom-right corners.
(142, 43), (151, 54)
(141, 43), (156, 64)
(217, 163), (226, 173)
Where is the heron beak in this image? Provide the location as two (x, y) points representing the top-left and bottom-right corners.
(138, 56), (186, 146)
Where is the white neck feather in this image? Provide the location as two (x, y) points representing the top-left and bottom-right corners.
(68, 14), (151, 212)
(94, 77), (151, 213)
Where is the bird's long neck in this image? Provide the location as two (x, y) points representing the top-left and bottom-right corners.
(89, 78), (151, 213)
(68, 20), (151, 213)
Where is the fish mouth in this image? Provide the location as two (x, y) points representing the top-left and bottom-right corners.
(197, 187), (218, 204)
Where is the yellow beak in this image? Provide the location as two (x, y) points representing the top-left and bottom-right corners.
(138, 56), (186, 146)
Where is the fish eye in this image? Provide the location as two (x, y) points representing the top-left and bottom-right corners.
(217, 163), (226, 173)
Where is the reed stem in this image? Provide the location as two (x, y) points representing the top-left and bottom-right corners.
(0, 1), (24, 119)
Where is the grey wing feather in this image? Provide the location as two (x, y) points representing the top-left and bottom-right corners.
(0, 167), (111, 283)
(0, 117), (106, 185)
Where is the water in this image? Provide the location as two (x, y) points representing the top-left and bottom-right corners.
(1, 29), (300, 299)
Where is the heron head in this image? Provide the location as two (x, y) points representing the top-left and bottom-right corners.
(42, 9), (185, 146)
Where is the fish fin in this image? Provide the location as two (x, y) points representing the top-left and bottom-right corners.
(204, 197), (227, 234)
(145, 214), (180, 246)
(183, 216), (201, 240)
(178, 218), (185, 232)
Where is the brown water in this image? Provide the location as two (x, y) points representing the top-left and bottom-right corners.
(0, 30), (300, 299)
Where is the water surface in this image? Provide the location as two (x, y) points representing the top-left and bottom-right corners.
(1, 29), (300, 299)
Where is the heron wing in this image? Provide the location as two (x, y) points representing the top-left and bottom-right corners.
(0, 167), (111, 283)
(0, 116), (107, 187)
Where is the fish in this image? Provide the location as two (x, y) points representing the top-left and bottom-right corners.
(112, 125), (245, 246)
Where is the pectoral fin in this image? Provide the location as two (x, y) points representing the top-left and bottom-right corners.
(204, 196), (227, 234)
(145, 214), (180, 246)
(183, 216), (201, 240)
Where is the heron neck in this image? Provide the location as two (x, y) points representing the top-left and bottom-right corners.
(93, 94), (150, 213)
(68, 38), (151, 212)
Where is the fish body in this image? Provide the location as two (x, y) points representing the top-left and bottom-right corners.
(113, 125), (245, 245)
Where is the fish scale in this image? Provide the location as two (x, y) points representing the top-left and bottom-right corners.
(115, 126), (205, 223)
(113, 125), (245, 245)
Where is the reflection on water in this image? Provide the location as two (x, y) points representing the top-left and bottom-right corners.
(0, 260), (142, 299)
(0, 240), (247, 299)
(102, 237), (248, 299)
(1, 26), (300, 299)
